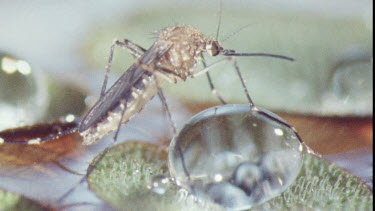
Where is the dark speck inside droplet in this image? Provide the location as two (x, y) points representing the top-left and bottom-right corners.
(205, 182), (251, 210)
(232, 162), (263, 196)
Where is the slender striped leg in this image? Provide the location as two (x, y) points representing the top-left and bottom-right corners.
(100, 39), (147, 98)
(57, 101), (128, 204)
(200, 54), (227, 104)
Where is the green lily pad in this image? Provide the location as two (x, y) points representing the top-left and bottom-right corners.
(87, 141), (372, 210)
(87, 141), (219, 210)
(81, 4), (372, 116)
(254, 154), (373, 210)
(0, 190), (49, 211)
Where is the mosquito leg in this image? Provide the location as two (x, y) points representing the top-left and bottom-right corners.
(196, 56), (254, 107)
(57, 100), (128, 204)
(154, 75), (195, 194)
(113, 39), (147, 59)
(200, 54), (227, 104)
(86, 100), (127, 175)
(256, 109), (321, 157)
(194, 56), (254, 106)
(225, 57), (319, 156)
(138, 63), (185, 83)
(100, 40), (120, 98)
(206, 0), (227, 105)
(123, 39), (147, 58)
(228, 57), (255, 108)
(100, 39), (147, 98)
(192, 57), (231, 77)
(155, 84), (177, 135)
(52, 161), (84, 176)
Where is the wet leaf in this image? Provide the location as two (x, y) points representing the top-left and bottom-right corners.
(87, 141), (214, 210)
(0, 119), (79, 166)
(0, 119), (102, 206)
(88, 141), (372, 210)
(0, 189), (49, 211)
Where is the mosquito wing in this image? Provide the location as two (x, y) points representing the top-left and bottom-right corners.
(79, 42), (171, 133)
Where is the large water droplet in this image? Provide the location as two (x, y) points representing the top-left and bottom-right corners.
(0, 52), (48, 130)
(169, 104), (304, 210)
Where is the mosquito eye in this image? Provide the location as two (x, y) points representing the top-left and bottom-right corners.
(206, 41), (221, 56)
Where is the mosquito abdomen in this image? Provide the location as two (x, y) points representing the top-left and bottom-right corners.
(80, 74), (161, 145)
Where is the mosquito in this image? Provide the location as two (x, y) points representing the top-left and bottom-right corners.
(79, 25), (294, 145)
(0, 3), (295, 206)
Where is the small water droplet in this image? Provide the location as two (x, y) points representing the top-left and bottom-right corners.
(64, 114), (76, 123)
(299, 144), (304, 152)
(148, 175), (170, 195)
(305, 146), (322, 158)
(213, 174), (223, 182)
(274, 128), (284, 136)
(0, 52), (49, 130)
(321, 46), (373, 116)
(331, 47), (372, 100)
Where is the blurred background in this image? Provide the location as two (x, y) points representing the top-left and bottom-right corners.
(0, 0), (372, 205)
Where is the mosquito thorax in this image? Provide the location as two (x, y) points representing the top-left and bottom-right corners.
(157, 26), (206, 80)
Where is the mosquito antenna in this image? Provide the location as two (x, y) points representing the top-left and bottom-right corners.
(220, 23), (252, 43)
(221, 50), (295, 62)
(215, 0), (223, 41)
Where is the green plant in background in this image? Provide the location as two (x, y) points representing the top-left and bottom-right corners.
(82, 5), (372, 116)
(0, 191), (47, 211)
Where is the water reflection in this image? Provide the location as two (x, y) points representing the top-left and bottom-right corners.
(169, 104), (304, 210)
(0, 53), (48, 130)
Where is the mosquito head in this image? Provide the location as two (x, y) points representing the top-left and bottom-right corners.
(205, 40), (223, 56)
